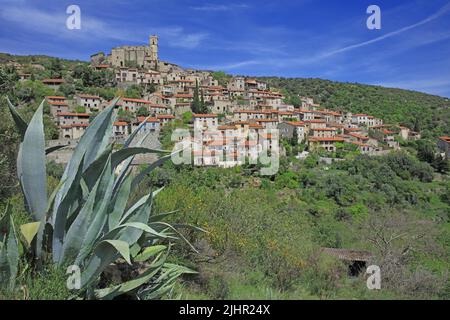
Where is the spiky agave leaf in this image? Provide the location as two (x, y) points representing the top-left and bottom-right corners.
(16, 101), (47, 259)
(52, 99), (118, 262)
(8, 96), (198, 299)
(138, 263), (197, 300)
(79, 185), (157, 289)
(93, 247), (169, 300)
(5, 97), (27, 139)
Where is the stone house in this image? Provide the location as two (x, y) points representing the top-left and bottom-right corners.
(113, 121), (130, 137)
(311, 127), (337, 138)
(255, 118), (279, 130)
(60, 123), (88, 140)
(227, 77), (245, 91)
(75, 94), (102, 111)
(57, 112), (90, 127)
(46, 96), (69, 117)
(193, 114), (218, 131)
(156, 114), (175, 126)
(304, 120), (327, 130)
(42, 78), (65, 90)
(132, 117), (160, 133)
(308, 137), (345, 153)
(438, 136), (450, 157)
(278, 121), (306, 143)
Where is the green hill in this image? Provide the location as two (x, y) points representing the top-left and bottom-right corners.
(1, 53), (449, 300)
(3, 52), (449, 139)
(0, 52), (86, 68)
(261, 77), (450, 138)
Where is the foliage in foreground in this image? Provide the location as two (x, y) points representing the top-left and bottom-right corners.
(148, 151), (450, 300)
(0, 98), (196, 299)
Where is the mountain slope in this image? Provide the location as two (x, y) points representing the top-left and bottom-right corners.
(261, 77), (450, 138)
(2, 52), (449, 137)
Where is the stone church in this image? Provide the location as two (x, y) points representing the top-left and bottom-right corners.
(91, 35), (159, 69)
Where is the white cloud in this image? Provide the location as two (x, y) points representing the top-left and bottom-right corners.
(154, 27), (208, 49)
(195, 59), (261, 71)
(191, 3), (249, 11)
(0, 3), (208, 49)
(321, 2), (450, 59)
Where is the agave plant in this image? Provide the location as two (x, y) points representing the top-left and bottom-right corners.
(2, 97), (196, 299)
(0, 204), (19, 292)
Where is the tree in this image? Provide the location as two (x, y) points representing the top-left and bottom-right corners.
(200, 89), (208, 114)
(291, 128), (299, 146)
(117, 108), (134, 122)
(72, 64), (115, 88)
(48, 59), (63, 78)
(0, 101), (20, 199)
(433, 155), (449, 174)
(211, 71), (229, 86)
(58, 83), (76, 97)
(74, 106), (86, 113)
(137, 106), (149, 117)
(125, 84), (143, 99)
(0, 66), (19, 96)
(182, 111), (193, 124)
(192, 80), (201, 114)
(416, 140), (435, 164)
(362, 211), (441, 297)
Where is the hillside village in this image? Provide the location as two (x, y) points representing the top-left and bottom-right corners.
(1, 30), (450, 301)
(7, 35), (450, 166)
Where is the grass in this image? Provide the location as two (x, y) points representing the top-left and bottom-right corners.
(0, 265), (71, 300)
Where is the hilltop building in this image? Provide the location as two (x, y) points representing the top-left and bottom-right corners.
(109, 35), (158, 69)
(91, 35), (159, 69)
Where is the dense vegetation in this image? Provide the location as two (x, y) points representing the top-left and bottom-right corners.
(261, 77), (450, 139)
(1, 55), (449, 299)
(1, 98), (195, 300)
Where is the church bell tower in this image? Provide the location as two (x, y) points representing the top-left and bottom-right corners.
(149, 35), (158, 62)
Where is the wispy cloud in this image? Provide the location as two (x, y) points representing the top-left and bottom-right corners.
(154, 27), (208, 49)
(0, 4), (139, 42)
(194, 59), (261, 71)
(0, 3), (208, 49)
(191, 3), (249, 11)
(321, 2), (450, 58)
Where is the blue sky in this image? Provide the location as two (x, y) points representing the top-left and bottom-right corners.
(1, 0), (450, 97)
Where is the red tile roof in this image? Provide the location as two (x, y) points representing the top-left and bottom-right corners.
(351, 141), (370, 147)
(42, 78), (65, 84)
(174, 93), (194, 98)
(136, 116), (159, 123)
(48, 101), (68, 106)
(57, 112), (90, 117)
(312, 127), (337, 131)
(218, 125), (236, 130)
(348, 133), (370, 140)
(193, 114), (218, 118)
(72, 123), (89, 127)
(285, 121), (305, 127)
(157, 114), (175, 119)
(249, 124), (264, 129)
(45, 96), (66, 100)
(77, 94), (101, 99)
(309, 137), (345, 142)
(256, 118), (278, 122)
(304, 120), (326, 124)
